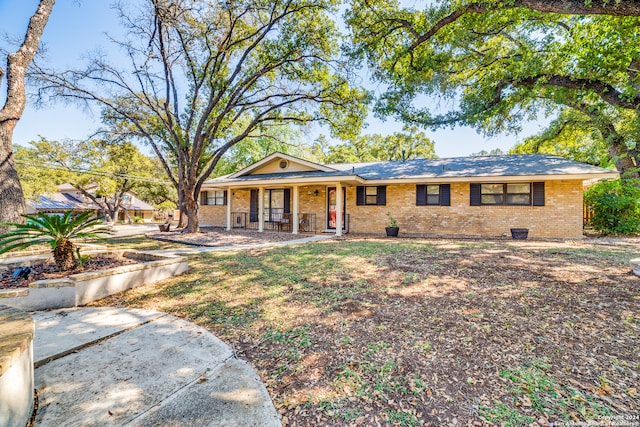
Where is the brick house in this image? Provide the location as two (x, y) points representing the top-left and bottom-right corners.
(199, 153), (617, 238)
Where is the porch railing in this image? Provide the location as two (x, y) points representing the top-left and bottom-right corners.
(232, 211), (317, 233)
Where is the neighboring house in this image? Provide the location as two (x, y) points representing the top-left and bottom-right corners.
(27, 184), (156, 223)
(199, 153), (618, 239)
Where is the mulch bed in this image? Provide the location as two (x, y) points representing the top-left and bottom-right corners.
(0, 256), (137, 289)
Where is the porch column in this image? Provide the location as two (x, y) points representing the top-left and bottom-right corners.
(335, 182), (343, 237)
(225, 189), (232, 231)
(292, 185), (299, 235)
(258, 186), (265, 232)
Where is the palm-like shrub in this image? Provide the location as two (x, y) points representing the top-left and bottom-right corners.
(0, 212), (112, 271)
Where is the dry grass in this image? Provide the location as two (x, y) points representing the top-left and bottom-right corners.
(93, 237), (640, 426)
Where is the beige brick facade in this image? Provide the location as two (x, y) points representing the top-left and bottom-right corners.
(199, 180), (584, 238)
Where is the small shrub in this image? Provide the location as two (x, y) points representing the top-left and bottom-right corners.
(132, 216), (143, 224)
(584, 179), (640, 235)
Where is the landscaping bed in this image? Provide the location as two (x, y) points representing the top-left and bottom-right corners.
(92, 238), (640, 426)
(0, 250), (188, 310)
(0, 256), (137, 289)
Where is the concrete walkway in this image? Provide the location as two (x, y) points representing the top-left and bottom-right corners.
(151, 233), (334, 256)
(33, 307), (281, 427)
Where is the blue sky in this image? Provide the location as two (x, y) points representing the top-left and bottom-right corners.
(0, 0), (549, 158)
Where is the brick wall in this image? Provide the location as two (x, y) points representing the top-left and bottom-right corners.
(348, 181), (584, 238)
(198, 180), (585, 238)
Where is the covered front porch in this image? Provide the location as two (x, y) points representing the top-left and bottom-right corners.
(201, 183), (353, 237)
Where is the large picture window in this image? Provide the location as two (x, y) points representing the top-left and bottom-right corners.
(470, 182), (545, 206)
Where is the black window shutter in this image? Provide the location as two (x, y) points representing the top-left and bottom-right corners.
(416, 185), (426, 206)
(356, 186), (365, 206)
(250, 189), (258, 222)
(377, 186), (387, 206)
(440, 184), (451, 206)
(223, 190), (228, 206)
(283, 188), (291, 213)
(200, 191), (208, 205)
(532, 182), (545, 206)
(470, 184), (481, 206)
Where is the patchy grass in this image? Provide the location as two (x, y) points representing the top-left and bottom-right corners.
(92, 237), (640, 426)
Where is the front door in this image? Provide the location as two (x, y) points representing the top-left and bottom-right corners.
(327, 187), (346, 230)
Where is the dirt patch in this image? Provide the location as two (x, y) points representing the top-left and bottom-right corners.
(147, 227), (309, 247)
(1, 256), (138, 289)
(92, 238), (640, 426)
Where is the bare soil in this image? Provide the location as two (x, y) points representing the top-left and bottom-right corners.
(146, 226), (308, 247)
(92, 237), (640, 426)
(0, 256), (137, 289)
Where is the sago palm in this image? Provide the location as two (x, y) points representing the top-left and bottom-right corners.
(0, 211), (112, 271)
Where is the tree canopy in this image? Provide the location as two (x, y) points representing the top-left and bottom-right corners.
(15, 138), (168, 221)
(313, 126), (437, 163)
(34, 0), (368, 232)
(346, 0), (640, 178)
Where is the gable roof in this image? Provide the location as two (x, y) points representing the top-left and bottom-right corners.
(204, 154), (618, 188)
(230, 152), (336, 178)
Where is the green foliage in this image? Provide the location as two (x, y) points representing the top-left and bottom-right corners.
(0, 212), (111, 271)
(14, 138), (169, 218)
(315, 126), (437, 164)
(584, 179), (640, 234)
(346, 0), (640, 175)
(132, 216), (143, 224)
(386, 212), (398, 228)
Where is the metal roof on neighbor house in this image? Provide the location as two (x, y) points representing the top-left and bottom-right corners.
(29, 193), (155, 212)
(206, 154), (617, 185)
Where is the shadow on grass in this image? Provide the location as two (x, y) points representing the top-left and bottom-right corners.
(92, 239), (640, 426)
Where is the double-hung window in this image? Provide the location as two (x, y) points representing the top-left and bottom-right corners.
(356, 186), (387, 206)
(200, 190), (227, 206)
(416, 184), (451, 206)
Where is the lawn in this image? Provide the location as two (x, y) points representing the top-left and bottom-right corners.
(93, 237), (640, 426)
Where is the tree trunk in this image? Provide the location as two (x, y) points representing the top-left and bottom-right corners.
(176, 187), (187, 228)
(0, 121), (26, 230)
(0, 0), (55, 230)
(184, 191), (199, 233)
(608, 136), (640, 180)
(53, 238), (76, 271)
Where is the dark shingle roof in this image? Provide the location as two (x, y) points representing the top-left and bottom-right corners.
(331, 154), (613, 180)
(208, 154), (615, 184)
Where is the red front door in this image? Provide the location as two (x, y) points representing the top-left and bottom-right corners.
(327, 187), (346, 230)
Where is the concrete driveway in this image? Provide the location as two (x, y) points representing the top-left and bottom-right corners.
(108, 223), (161, 237)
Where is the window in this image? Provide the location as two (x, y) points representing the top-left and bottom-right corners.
(470, 183), (545, 206)
(356, 186), (386, 206)
(200, 190), (227, 206)
(416, 184), (451, 206)
(249, 188), (291, 222)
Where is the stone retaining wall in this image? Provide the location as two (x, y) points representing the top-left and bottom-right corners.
(0, 305), (34, 427)
(0, 251), (188, 311)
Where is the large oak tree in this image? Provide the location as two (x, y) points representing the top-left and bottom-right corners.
(0, 0), (55, 228)
(347, 0), (640, 178)
(35, 0), (367, 232)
